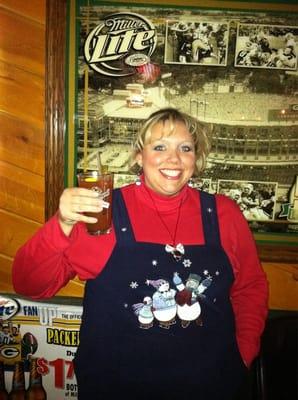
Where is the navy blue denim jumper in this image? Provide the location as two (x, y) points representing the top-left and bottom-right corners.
(74, 189), (247, 399)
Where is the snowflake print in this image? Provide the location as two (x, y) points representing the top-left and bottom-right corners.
(215, 270), (220, 276)
(130, 281), (139, 289)
(121, 227), (127, 232)
(124, 303), (128, 308)
(152, 260), (158, 266)
(207, 208), (213, 213)
(203, 270), (209, 276)
(183, 259), (192, 268)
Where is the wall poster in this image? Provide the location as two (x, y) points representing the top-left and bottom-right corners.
(0, 294), (82, 399)
(63, 0), (298, 260)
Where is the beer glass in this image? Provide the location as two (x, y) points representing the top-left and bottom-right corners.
(26, 357), (47, 400)
(77, 171), (113, 235)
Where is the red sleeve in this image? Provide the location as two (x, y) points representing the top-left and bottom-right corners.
(216, 194), (269, 367)
(12, 214), (116, 299)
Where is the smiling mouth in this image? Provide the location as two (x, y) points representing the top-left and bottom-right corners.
(160, 169), (181, 179)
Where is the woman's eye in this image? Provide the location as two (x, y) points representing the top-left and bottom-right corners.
(153, 144), (165, 151)
(181, 145), (193, 152)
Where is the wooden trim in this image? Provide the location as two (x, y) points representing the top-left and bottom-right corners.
(257, 244), (298, 264)
(96, 0), (298, 12)
(45, 0), (67, 219)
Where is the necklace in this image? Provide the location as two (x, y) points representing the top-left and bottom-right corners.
(145, 187), (185, 262)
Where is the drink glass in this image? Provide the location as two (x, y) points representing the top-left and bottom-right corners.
(77, 171), (113, 235)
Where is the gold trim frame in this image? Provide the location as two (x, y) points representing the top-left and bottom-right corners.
(45, 0), (298, 263)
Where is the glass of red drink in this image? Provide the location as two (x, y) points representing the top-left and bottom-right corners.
(77, 171), (113, 235)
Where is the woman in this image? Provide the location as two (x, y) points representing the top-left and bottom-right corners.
(13, 108), (268, 399)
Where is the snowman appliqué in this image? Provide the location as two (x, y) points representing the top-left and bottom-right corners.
(132, 273), (213, 330)
(132, 297), (154, 329)
(133, 279), (177, 329)
(173, 272), (212, 328)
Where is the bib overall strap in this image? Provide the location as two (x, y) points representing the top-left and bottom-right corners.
(112, 189), (135, 244)
(199, 191), (221, 246)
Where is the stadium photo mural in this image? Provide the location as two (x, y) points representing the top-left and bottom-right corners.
(61, 0), (298, 259)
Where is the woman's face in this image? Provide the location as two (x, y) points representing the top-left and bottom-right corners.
(136, 120), (196, 196)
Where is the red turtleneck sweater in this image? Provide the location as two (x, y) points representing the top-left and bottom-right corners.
(12, 181), (268, 367)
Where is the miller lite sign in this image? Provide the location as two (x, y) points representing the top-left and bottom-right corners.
(84, 12), (157, 77)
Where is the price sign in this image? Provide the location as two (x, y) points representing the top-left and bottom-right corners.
(0, 295), (82, 399)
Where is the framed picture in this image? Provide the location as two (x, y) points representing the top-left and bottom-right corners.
(46, 0), (298, 262)
(217, 179), (278, 221)
(234, 24), (298, 70)
(164, 19), (229, 65)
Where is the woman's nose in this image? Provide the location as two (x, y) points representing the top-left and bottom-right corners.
(166, 148), (180, 162)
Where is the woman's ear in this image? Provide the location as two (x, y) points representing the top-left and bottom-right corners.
(135, 153), (143, 168)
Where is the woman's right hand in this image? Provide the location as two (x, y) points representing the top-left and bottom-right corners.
(58, 187), (104, 234)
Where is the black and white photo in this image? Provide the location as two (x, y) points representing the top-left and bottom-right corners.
(218, 179), (278, 221)
(235, 23), (298, 69)
(165, 20), (229, 65)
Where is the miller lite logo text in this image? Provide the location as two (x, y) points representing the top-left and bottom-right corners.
(0, 297), (20, 320)
(84, 12), (157, 77)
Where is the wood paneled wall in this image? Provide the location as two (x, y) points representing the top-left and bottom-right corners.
(0, 0), (84, 296)
(0, 0), (45, 291)
(0, 0), (297, 309)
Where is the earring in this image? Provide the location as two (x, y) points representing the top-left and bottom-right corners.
(188, 178), (194, 188)
(135, 174), (141, 186)
(135, 162), (142, 186)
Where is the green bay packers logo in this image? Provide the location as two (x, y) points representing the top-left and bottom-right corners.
(84, 12), (157, 77)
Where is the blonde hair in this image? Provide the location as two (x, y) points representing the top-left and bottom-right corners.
(130, 108), (211, 176)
